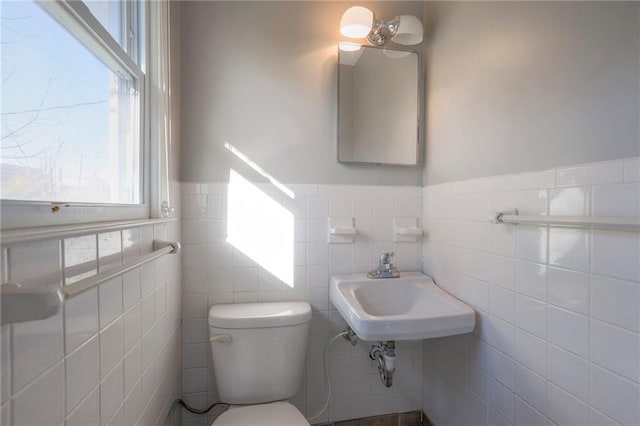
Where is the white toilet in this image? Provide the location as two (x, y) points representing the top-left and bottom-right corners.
(208, 301), (312, 426)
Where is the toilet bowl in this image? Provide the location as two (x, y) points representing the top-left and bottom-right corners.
(212, 401), (308, 425)
(208, 302), (312, 426)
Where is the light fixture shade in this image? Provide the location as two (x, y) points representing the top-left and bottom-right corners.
(340, 6), (373, 38)
(392, 15), (423, 45)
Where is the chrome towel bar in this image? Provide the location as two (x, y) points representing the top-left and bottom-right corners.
(491, 210), (640, 232)
(1, 240), (180, 325)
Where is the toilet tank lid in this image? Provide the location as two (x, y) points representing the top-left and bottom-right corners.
(208, 302), (312, 329)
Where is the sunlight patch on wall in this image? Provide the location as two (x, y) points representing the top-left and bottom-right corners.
(227, 169), (294, 287)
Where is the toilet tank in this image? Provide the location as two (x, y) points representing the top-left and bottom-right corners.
(208, 302), (312, 404)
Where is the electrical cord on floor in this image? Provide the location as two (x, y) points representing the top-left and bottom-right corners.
(167, 398), (229, 426)
(307, 330), (349, 423)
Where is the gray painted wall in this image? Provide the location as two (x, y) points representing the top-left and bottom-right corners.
(180, 1), (424, 185)
(423, 1), (640, 185)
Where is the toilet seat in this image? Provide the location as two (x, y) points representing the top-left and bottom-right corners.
(212, 402), (309, 426)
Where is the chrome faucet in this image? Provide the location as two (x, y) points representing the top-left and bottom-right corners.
(367, 252), (400, 279)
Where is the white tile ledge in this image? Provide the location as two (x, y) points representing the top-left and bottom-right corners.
(0, 218), (177, 246)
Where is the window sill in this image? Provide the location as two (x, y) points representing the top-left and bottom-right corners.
(0, 217), (177, 246)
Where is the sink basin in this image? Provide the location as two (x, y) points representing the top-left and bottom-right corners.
(330, 272), (475, 341)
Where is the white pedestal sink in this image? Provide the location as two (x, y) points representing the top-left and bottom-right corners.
(330, 272), (475, 341)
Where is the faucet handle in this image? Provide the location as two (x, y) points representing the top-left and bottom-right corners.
(380, 252), (394, 264)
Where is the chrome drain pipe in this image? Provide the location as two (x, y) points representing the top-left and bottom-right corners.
(369, 341), (395, 387)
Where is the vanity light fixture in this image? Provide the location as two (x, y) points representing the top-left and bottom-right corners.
(340, 6), (423, 46)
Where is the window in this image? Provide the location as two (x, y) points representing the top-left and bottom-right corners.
(0, 0), (148, 227)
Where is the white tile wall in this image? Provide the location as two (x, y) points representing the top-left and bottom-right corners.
(0, 219), (182, 426)
(181, 182), (423, 424)
(422, 157), (640, 426)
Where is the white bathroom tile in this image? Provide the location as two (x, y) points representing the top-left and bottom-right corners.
(123, 380), (143, 425)
(591, 275), (640, 332)
(233, 267), (258, 292)
(466, 277), (490, 312)
(590, 319), (639, 382)
(124, 343), (142, 397)
(307, 196), (328, 218)
(549, 228), (590, 272)
(99, 277), (123, 329)
(623, 157), (640, 182)
(488, 347), (515, 390)
(123, 304), (141, 354)
(122, 269), (141, 312)
(547, 267), (590, 315)
(488, 254), (515, 290)
(307, 243), (329, 265)
(589, 408), (618, 426)
(515, 397), (548, 426)
(514, 363), (546, 415)
(489, 286), (515, 323)
(182, 244), (207, 270)
(307, 265), (329, 288)
(207, 219), (227, 243)
(12, 361), (65, 426)
(207, 268), (233, 293)
(8, 239), (61, 288)
(1, 401), (9, 426)
(155, 285), (167, 318)
(64, 235), (97, 284)
(468, 390), (488, 426)
(547, 382), (589, 426)
(489, 224), (515, 257)
(182, 294), (209, 319)
(306, 218), (327, 243)
(592, 182), (640, 217)
(329, 244), (353, 266)
(514, 329), (546, 376)
(489, 191), (516, 216)
(66, 336), (99, 413)
(139, 263), (156, 296)
(592, 230), (640, 282)
(486, 315), (514, 357)
(182, 194), (208, 219)
(510, 170), (555, 190)
(547, 344), (588, 402)
(514, 295), (546, 339)
(183, 220), (209, 244)
(307, 287), (329, 311)
(98, 231), (122, 271)
(547, 306), (589, 357)
(1, 326), (9, 404)
(12, 309), (64, 392)
(141, 293), (156, 335)
(590, 364), (640, 426)
(100, 362), (123, 426)
(515, 226), (547, 264)
(182, 319), (208, 344)
(488, 407), (511, 426)
(549, 186), (591, 216)
(139, 226), (154, 255)
(515, 189), (548, 215)
(66, 385), (99, 426)
(182, 343), (207, 370)
(556, 161), (623, 186)
(488, 377), (515, 423)
(100, 317), (124, 378)
(515, 260), (547, 301)
(207, 243), (232, 269)
(65, 287), (99, 354)
(294, 218), (306, 242)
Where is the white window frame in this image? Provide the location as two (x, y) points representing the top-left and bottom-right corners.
(0, 0), (152, 230)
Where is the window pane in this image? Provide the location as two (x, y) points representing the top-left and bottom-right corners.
(84, 0), (124, 47)
(1, 1), (141, 204)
